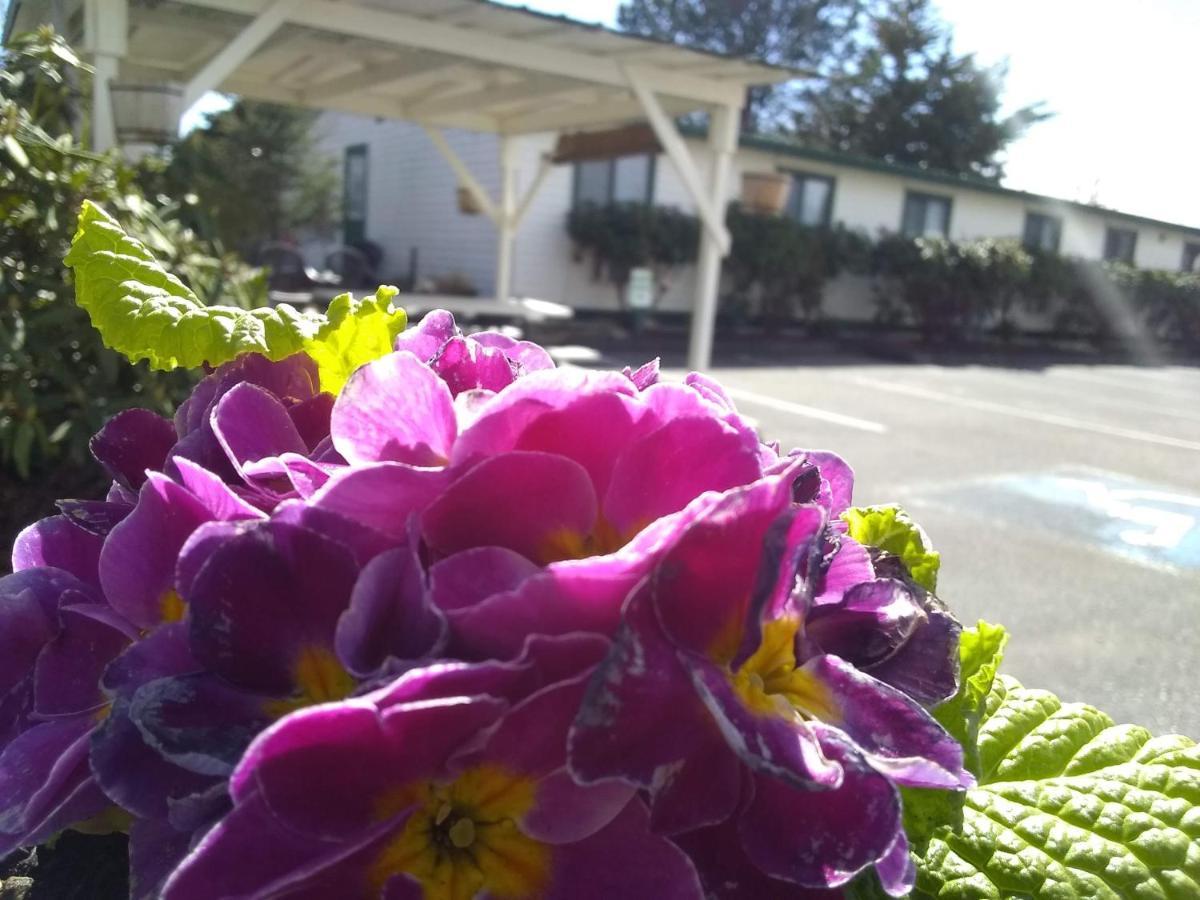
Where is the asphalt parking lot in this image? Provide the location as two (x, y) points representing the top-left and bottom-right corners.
(686, 354), (1200, 738)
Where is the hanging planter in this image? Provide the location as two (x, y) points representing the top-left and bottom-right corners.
(109, 82), (183, 145)
(740, 171), (791, 216)
(457, 185), (483, 215)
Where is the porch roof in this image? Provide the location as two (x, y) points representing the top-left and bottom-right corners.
(9, 0), (792, 133)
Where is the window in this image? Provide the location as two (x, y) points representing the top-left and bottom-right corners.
(572, 155), (655, 206)
(1103, 226), (1137, 264)
(343, 144), (368, 245)
(784, 171), (835, 227)
(1023, 212), (1062, 253)
(901, 191), (952, 238)
(1182, 242), (1200, 272)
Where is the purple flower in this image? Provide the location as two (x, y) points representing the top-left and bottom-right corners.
(568, 465), (971, 896)
(0, 568), (136, 855)
(163, 634), (702, 899)
(394, 310), (555, 397)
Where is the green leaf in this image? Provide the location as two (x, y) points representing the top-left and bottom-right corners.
(301, 286), (406, 394)
(842, 504), (941, 591)
(913, 673), (1200, 899)
(64, 201), (407, 389)
(935, 621), (1010, 773)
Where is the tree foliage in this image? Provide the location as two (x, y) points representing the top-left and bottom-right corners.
(796, 0), (1049, 179)
(158, 99), (339, 256)
(615, 0), (862, 132)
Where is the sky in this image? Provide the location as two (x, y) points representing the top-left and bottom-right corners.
(6, 0), (1196, 227)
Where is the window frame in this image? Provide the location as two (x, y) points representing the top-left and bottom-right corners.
(901, 190), (953, 238)
(1022, 211), (1063, 253)
(1102, 226), (1138, 265)
(342, 143), (369, 245)
(1182, 242), (1200, 273)
(782, 169), (836, 228)
(571, 154), (656, 207)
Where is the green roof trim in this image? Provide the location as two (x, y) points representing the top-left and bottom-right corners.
(735, 131), (1200, 237)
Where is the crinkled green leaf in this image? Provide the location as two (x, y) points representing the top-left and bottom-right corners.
(842, 504), (941, 591)
(903, 623), (1008, 861)
(913, 673), (1200, 899)
(300, 286), (406, 394)
(65, 201), (405, 389)
(936, 621), (1010, 773)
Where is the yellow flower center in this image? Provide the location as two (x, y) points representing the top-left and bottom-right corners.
(159, 589), (186, 624)
(538, 517), (628, 565)
(368, 765), (549, 900)
(263, 644), (357, 718)
(731, 617), (841, 723)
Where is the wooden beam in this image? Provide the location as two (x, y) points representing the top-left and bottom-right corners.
(407, 77), (585, 118)
(181, 0), (300, 108)
(624, 64), (729, 253)
(421, 126), (499, 224)
(177, 0), (748, 107)
(301, 58), (462, 102)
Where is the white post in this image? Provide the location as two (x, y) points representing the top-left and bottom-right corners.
(494, 135), (517, 303)
(688, 104), (739, 371)
(84, 0), (127, 151)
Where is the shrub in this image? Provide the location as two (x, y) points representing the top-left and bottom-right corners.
(0, 28), (266, 553)
(566, 201), (699, 308)
(724, 207), (870, 327)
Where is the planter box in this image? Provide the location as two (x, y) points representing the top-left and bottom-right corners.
(741, 172), (791, 216)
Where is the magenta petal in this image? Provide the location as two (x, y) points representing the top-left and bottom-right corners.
(647, 735), (743, 835)
(428, 547), (539, 613)
(444, 560), (637, 659)
(393, 308), (459, 359)
(523, 768), (634, 845)
(0, 569), (78, 701)
(12, 515), (104, 587)
(471, 330), (556, 373)
(738, 729), (902, 891)
(173, 457), (266, 522)
(650, 471), (799, 661)
(162, 786), (397, 900)
(287, 391), (334, 451)
(212, 382), (308, 486)
(623, 358), (660, 390)
(546, 799), (704, 900)
(185, 522), (358, 694)
(335, 545), (446, 677)
(603, 415), (762, 539)
(796, 655), (970, 789)
(100, 474), (214, 629)
(331, 350), (456, 465)
(33, 603), (129, 718)
(690, 658), (843, 789)
(309, 462), (448, 541)
(0, 717), (109, 855)
(875, 828), (917, 897)
(422, 452), (598, 563)
(89, 407), (178, 491)
(673, 820), (843, 899)
(242, 453), (335, 498)
(815, 536), (875, 607)
(804, 450), (855, 515)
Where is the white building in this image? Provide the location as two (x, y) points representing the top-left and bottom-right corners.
(305, 112), (1200, 322)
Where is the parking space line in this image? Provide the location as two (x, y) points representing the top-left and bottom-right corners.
(852, 376), (1200, 451)
(724, 387), (888, 434)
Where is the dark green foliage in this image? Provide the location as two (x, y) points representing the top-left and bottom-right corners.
(615, 0), (862, 132)
(157, 99), (339, 256)
(724, 208), (870, 325)
(796, 0), (1049, 180)
(566, 202), (700, 308)
(0, 28), (265, 555)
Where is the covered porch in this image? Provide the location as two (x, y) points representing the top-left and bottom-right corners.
(12, 0), (790, 368)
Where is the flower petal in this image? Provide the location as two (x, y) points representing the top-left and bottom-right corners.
(331, 350), (456, 466)
(89, 407), (178, 492)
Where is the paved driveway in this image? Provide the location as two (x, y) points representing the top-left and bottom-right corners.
(678, 355), (1200, 738)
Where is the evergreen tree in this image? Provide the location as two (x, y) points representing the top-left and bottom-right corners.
(616, 0), (862, 132)
(796, 0), (1048, 179)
